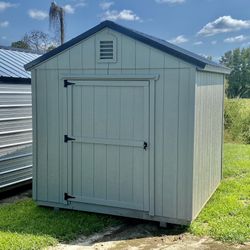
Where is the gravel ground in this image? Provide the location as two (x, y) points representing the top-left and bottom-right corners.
(51, 222), (250, 250)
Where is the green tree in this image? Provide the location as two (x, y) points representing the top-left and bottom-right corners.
(49, 1), (65, 45)
(221, 48), (250, 98)
(11, 31), (58, 53)
(11, 40), (30, 49)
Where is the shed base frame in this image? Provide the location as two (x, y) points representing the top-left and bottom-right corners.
(36, 200), (191, 226)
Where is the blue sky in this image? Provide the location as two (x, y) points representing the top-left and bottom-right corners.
(1, 0), (250, 60)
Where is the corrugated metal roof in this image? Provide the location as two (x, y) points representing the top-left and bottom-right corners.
(25, 20), (230, 74)
(0, 46), (40, 79)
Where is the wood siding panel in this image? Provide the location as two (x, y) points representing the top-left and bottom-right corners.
(46, 58), (60, 202)
(36, 66), (48, 201)
(192, 71), (224, 218)
(31, 70), (37, 198)
(81, 87), (94, 197)
(162, 68), (179, 218)
(177, 68), (194, 220)
(150, 49), (164, 216)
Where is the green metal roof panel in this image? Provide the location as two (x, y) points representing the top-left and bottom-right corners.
(0, 46), (40, 79)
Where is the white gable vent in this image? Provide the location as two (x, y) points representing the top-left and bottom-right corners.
(96, 36), (117, 63)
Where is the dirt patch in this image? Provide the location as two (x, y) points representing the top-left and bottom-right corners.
(52, 222), (250, 250)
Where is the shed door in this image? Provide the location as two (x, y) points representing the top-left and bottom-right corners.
(66, 80), (150, 212)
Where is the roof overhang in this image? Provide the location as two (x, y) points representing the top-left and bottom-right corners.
(0, 76), (31, 84)
(197, 65), (231, 75)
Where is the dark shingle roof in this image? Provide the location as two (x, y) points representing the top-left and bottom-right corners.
(25, 20), (229, 73)
(0, 46), (40, 79)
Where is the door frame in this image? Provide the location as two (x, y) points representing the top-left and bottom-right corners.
(61, 74), (159, 216)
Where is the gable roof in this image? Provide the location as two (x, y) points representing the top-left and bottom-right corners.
(24, 20), (230, 73)
(0, 46), (40, 79)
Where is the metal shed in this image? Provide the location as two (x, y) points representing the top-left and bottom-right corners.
(25, 21), (230, 225)
(0, 46), (40, 191)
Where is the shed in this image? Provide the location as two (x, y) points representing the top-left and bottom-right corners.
(25, 21), (230, 225)
(0, 46), (40, 191)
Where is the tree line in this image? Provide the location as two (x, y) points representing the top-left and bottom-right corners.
(221, 48), (250, 98)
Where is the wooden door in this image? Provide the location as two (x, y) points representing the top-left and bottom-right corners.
(66, 80), (150, 211)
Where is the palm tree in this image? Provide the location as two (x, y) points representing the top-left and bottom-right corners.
(49, 1), (65, 45)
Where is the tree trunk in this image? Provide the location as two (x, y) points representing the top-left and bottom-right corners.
(60, 11), (64, 44)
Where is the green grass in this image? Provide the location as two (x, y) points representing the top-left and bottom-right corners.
(0, 143), (249, 249)
(0, 199), (119, 250)
(190, 143), (250, 243)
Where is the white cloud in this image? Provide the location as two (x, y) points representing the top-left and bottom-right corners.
(99, 1), (114, 10)
(75, 0), (87, 7)
(1, 35), (7, 39)
(211, 40), (217, 45)
(224, 35), (247, 43)
(194, 41), (203, 45)
(0, 1), (18, 11)
(197, 16), (250, 36)
(0, 20), (9, 27)
(155, 0), (185, 4)
(169, 35), (188, 44)
(64, 4), (75, 14)
(28, 9), (48, 20)
(63, 1), (86, 14)
(102, 9), (140, 21)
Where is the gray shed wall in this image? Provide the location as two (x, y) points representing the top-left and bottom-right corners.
(0, 82), (32, 190)
(31, 28), (223, 223)
(192, 71), (224, 218)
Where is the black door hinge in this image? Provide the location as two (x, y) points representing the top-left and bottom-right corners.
(64, 135), (75, 143)
(64, 80), (75, 88)
(143, 141), (148, 150)
(64, 192), (75, 201)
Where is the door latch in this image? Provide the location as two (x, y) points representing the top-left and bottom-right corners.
(143, 141), (148, 150)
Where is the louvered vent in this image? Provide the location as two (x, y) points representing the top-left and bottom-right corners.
(99, 40), (114, 60)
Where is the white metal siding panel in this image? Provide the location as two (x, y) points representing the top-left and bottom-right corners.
(0, 82), (32, 189)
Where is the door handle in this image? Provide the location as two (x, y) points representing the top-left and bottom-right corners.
(143, 142), (148, 150)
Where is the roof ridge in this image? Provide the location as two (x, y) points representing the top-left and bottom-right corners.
(24, 20), (230, 73)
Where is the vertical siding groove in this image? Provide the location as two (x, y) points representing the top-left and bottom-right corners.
(132, 90), (135, 202)
(161, 56), (166, 216)
(176, 65), (180, 218)
(56, 58), (61, 201)
(45, 66), (49, 200)
(80, 87), (83, 197)
(92, 86), (95, 197)
(118, 88), (121, 202)
(105, 87), (108, 200)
